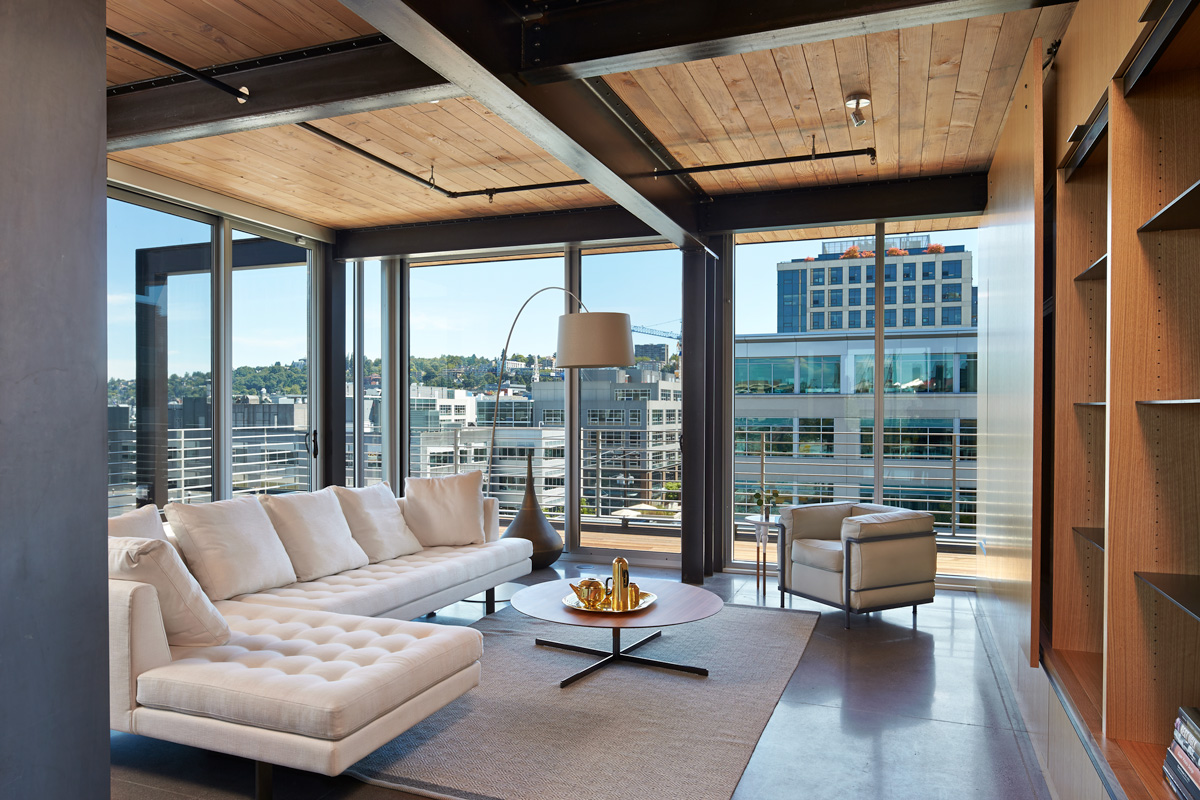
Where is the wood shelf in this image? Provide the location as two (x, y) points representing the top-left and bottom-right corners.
(1117, 739), (1175, 800)
(1140, 178), (1200, 232)
(1136, 398), (1200, 405)
(1075, 253), (1109, 281)
(1075, 401), (1107, 407)
(1073, 526), (1106, 551)
(1136, 573), (1200, 624)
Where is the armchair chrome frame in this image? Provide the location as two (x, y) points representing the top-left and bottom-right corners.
(779, 528), (936, 628)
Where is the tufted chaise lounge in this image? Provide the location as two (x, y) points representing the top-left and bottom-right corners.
(111, 582), (482, 791)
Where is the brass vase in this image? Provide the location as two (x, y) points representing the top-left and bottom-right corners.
(501, 453), (564, 569)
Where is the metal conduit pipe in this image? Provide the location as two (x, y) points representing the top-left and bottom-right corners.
(105, 28), (250, 104)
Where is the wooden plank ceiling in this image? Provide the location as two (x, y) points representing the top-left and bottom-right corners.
(108, 99), (611, 228)
(106, 0), (376, 86)
(105, 1), (1072, 232)
(603, 5), (1073, 194)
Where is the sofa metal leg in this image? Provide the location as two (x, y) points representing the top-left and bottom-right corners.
(780, 590), (785, 609)
(255, 761), (273, 800)
(485, 587), (496, 615)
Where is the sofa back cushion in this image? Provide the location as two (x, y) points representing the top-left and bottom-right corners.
(164, 496), (297, 601)
(402, 471), (486, 547)
(108, 537), (230, 647)
(332, 482), (423, 562)
(259, 488), (370, 581)
(108, 504), (167, 541)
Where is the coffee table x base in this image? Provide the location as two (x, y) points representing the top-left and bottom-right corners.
(535, 628), (708, 688)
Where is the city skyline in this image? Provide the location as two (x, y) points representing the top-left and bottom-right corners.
(108, 196), (979, 381)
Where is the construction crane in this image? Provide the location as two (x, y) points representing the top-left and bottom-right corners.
(630, 325), (683, 382)
(631, 324), (682, 356)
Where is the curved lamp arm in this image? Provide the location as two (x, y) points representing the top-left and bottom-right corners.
(487, 286), (588, 491)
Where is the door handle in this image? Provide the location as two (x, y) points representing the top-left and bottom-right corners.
(311, 428), (318, 458)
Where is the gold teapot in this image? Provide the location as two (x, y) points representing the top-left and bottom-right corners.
(568, 577), (607, 610)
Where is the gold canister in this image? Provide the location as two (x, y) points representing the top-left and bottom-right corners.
(627, 582), (641, 610)
(611, 557), (630, 611)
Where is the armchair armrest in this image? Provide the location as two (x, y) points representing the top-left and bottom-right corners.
(777, 502), (855, 590)
(840, 510), (934, 542)
(839, 511), (936, 607)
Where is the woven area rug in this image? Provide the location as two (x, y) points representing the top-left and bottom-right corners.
(347, 603), (818, 800)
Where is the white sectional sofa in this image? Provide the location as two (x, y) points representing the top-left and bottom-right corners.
(107, 473), (533, 799)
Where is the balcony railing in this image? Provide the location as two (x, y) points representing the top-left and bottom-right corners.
(732, 428), (977, 545)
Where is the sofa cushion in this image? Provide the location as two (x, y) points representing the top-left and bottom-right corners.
(791, 538), (844, 573)
(108, 537), (230, 647)
(164, 496), (297, 602)
(136, 604), (482, 741)
(222, 538), (534, 618)
(108, 504), (167, 541)
(259, 489), (369, 581)
(403, 471), (486, 547)
(332, 482), (423, 562)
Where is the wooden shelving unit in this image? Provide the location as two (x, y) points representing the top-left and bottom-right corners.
(1136, 573), (1200, 624)
(1074, 253), (1108, 281)
(1136, 398), (1200, 405)
(1139, 178), (1200, 231)
(1073, 526), (1106, 551)
(1074, 401), (1106, 407)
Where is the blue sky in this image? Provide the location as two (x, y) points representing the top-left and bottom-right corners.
(108, 196), (978, 378)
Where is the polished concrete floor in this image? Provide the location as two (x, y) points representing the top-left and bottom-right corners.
(111, 563), (1051, 800)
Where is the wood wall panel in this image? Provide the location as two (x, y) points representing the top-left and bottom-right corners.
(1052, 142), (1107, 656)
(1051, 0), (1147, 165)
(977, 41), (1044, 676)
(1106, 70), (1200, 744)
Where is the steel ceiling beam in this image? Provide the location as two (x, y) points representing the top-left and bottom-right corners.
(334, 0), (707, 250)
(107, 37), (457, 152)
(334, 172), (988, 260)
(518, 0), (1072, 83)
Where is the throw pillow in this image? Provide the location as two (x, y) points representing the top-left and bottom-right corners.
(164, 496), (297, 601)
(258, 488), (370, 581)
(402, 470), (486, 547)
(332, 482), (424, 562)
(108, 536), (231, 647)
(107, 504), (167, 541)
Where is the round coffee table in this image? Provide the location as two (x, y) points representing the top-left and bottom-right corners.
(510, 578), (724, 687)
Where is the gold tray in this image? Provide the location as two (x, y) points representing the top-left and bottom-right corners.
(562, 591), (657, 613)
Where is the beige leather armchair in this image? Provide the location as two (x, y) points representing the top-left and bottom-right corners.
(777, 501), (936, 627)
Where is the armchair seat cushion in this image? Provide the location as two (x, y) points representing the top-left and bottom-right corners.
(135, 604), (483, 741)
(791, 538), (844, 572)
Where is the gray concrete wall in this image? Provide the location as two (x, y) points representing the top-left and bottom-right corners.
(0, 1), (110, 796)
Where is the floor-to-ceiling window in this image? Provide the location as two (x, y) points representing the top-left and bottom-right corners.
(732, 226), (979, 578)
(345, 260), (384, 487)
(578, 247), (683, 560)
(106, 197), (214, 515)
(107, 194), (321, 511)
(407, 255), (566, 524)
(882, 231), (978, 578)
(230, 230), (314, 495)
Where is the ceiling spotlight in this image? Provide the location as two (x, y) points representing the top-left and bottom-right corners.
(845, 93), (871, 128)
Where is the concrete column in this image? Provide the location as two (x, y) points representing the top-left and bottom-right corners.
(0, 0), (110, 795)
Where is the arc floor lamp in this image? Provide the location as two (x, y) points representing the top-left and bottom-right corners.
(488, 286), (634, 568)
